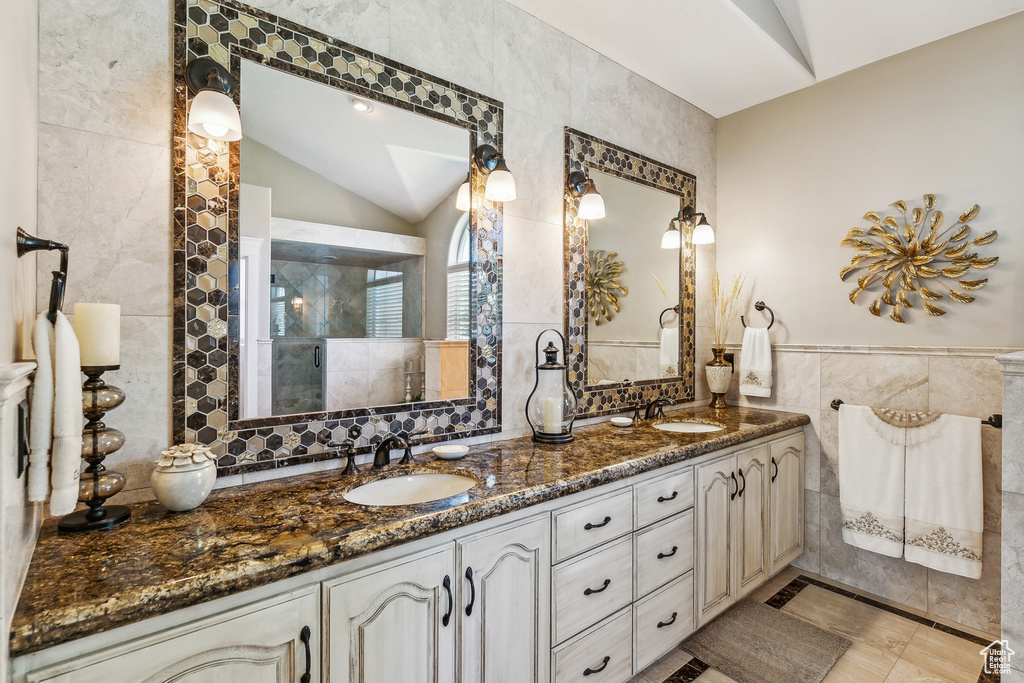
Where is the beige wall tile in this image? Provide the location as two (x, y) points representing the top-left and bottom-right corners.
(249, 0), (391, 56)
(819, 353), (930, 412)
(502, 108), (565, 226)
(492, 1), (571, 126)
(389, 0), (494, 97)
(792, 489), (820, 574)
(627, 74), (685, 171)
(927, 356), (1003, 418)
(37, 124), (171, 317)
(39, 0), (171, 146)
(569, 42), (632, 148)
(926, 531), (1001, 636)
(1002, 491), (1024, 653)
(501, 215), (563, 326)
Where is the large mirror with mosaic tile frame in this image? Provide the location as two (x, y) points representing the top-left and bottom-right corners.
(563, 128), (697, 417)
(175, 0), (504, 475)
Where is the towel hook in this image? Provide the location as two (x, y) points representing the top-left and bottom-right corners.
(16, 227), (69, 324)
(659, 305), (680, 329)
(830, 397), (1002, 429)
(741, 301), (774, 330)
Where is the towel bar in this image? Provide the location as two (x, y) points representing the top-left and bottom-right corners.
(659, 305), (680, 329)
(830, 398), (1001, 429)
(16, 227), (69, 324)
(740, 300), (774, 330)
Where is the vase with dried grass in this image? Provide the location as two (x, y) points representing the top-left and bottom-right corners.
(707, 272), (747, 408)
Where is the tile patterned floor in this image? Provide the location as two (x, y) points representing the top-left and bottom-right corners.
(631, 568), (1001, 683)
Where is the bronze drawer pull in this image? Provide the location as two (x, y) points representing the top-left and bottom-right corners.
(584, 656), (611, 676)
(657, 491), (679, 503)
(584, 578), (611, 596)
(657, 546), (678, 560)
(584, 516), (612, 530)
(657, 612), (678, 629)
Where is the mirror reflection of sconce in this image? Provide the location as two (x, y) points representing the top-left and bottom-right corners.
(567, 171), (606, 220)
(185, 57), (243, 141)
(662, 204), (715, 249)
(474, 144), (517, 202)
(455, 172), (471, 211)
(291, 296), (303, 314)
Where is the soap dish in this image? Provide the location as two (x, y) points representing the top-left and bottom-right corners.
(610, 417), (633, 427)
(433, 444), (470, 460)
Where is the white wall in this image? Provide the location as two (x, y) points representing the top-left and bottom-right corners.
(1, 0), (40, 675)
(717, 15), (1024, 348)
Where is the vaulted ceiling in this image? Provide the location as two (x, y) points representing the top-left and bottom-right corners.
(506, 0), (1024, 117)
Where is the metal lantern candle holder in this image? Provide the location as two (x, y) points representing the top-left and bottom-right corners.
(525, 329), (577, 444)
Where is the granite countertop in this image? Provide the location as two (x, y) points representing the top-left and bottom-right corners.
(10, 406), (808, 657)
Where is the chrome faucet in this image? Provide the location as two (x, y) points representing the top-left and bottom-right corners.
(373, 434), (407, 469)
(644, 396), (676, 420)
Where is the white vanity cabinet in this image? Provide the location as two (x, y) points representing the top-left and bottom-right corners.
(22, 586), (319, 683)
(326, 545), (457, 683)
(768, 433), (805, 575)
(457, 515), (551, 683)
(695, 435), (804, 627)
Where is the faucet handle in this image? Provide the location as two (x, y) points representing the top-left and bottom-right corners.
(329, 439), (360, 475)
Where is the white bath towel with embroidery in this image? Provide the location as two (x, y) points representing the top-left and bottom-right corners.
(659, 325), (679, 377)
(904, 413), (983, 579)
(28, 313), (55, 502)
(738, 326), (771, 397)
(838, 404), (906, 557)
(50, 312), (83, 517)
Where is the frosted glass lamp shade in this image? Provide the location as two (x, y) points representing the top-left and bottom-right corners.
(187, 89), (242, 141)
(692, 218), (715, 244)
(578, 191), (605, 220)
(484, 165), (516, 202)
(456, 180), (471, 211)
(661, 224), (681, 250)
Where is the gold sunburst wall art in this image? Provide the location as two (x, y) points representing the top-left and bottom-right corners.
(588, 249), (628, 325)
(839, 194), (998, 323)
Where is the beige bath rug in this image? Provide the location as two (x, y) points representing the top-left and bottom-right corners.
(682, 599), (851, 683)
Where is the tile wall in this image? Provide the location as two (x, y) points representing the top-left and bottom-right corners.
(35, 0), (716, 500)
(726, 344), (1009, 635)
(998, 351), (1024, 681)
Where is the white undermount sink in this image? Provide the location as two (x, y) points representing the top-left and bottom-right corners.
(654, 421), (725, 434)
(343, 473), (477, 506)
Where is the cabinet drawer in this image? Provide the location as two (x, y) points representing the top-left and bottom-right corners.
(552, 607), (633, 683)
(634, 574), (694, 672)
(635, 468), (694, 528)
(552, 536), (633, 644)
(554, 488), (633, 562)
(634, 510), (694, 598)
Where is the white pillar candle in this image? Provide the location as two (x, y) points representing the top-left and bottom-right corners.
(74, 303), (121, 367)
(543, 396), (562, 434)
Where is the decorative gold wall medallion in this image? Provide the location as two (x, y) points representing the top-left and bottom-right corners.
(839, 194), (998, 323)
(587, 250), (628, 325)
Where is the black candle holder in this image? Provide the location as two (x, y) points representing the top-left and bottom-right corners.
(57, 365), (131, 532)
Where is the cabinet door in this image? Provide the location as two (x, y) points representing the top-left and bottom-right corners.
(695, 453), (735, 626)
(327, 545), (456, 683)
(769, 434), (805, 575)
(30, 588), (319, 683)
(458, 515), (550, 683)
(735, 445), (769, 598)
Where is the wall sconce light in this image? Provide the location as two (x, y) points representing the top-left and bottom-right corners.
(291, 296), (303, 314)
(682, 205), (715, 244)
(185, 57), (242, 141)
(661, 216), (682, 250)
(524, 329), (577, 444)
(567, 171), (606, 220)
(474, 144), (517, 202)
(455, 172), (471, 211)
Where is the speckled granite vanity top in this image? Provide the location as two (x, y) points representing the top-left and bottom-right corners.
(10, 406), (807, 656)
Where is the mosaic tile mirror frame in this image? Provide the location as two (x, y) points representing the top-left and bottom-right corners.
(174, 0), (504, 475)
(563, 128), (697, 416)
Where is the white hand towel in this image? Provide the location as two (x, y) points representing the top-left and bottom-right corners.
(738, 326), (771, 397)
(50, 312), (83, 517)
(28, 313), (55, 502)
(659, 325), (679, 376)
(904, 413), (983, 579)
(838, 404), (906, 557)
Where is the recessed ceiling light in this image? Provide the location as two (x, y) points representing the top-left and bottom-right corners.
(350, 97), (374, 113)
